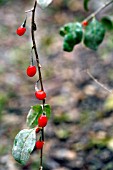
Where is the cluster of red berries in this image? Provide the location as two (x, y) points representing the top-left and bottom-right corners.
(16, 19), (37, 78)
(17, 18), (47, 151)
(26, 64), (46, 100)
(27, 65), (46, 100)
(16, 19), (46, 101)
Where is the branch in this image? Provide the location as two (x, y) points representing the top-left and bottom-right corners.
(86, 69), (112, 93)
(84, 0), (113, 21)
(31, 1), (45, 107)
(31, 1), (45, 169)
(31, 1), (45, 97)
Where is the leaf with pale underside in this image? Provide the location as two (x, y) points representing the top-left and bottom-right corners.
(12, 129), (36, 165)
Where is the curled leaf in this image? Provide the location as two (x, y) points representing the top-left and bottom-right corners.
(84, 0), (90, 11)
(101, 16), (113, 30)
(60, 22), (83, 52)
(27, 105), (43, 128)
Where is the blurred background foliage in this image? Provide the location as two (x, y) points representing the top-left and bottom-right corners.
(0, 0), (113, 170)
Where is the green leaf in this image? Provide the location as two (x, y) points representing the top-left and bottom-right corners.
(74, 22), (83, 43)
(64, 33), (77, 45)
(63, 41), (74, 52)
(59, 22), (83, 38)
(59, 23), (75, 37)
(84, 18), (105, 50)
(37, 0), (53, 9)
(84, 0), (90, 11)
(101, 16), (113, 30)
(43, 104), (51, 119)
(59, 27), (66, 37)
(27, 105), (43, 128)
(61, 22), (83, 52)
(63, 33), (75, 52)
(12, 129), (36, 165)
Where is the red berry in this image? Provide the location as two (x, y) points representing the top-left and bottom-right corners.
(36, 140), (44, 149)
(35, 90), (46, 100)
(82, 20), (88, 27)
(38, 115), (48, 127)
(17, 26), (26, 36)
(35, 127), (40, 133)
(26, 65), (36, 77)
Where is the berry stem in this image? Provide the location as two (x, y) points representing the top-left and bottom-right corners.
(22, 16), (27, 27)
(83, 0), (113, 22)
(30, 49), (34, 66)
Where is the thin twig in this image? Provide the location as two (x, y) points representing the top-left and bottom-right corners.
(84, 0), (113, 21)
(86, 69), (112, 93)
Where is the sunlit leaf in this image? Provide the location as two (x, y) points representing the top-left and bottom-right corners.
(84, 18), (105, 50)
(37, 0), (53, 9)
(27, 105), (43, 128)
(12, 129), (36, 165)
